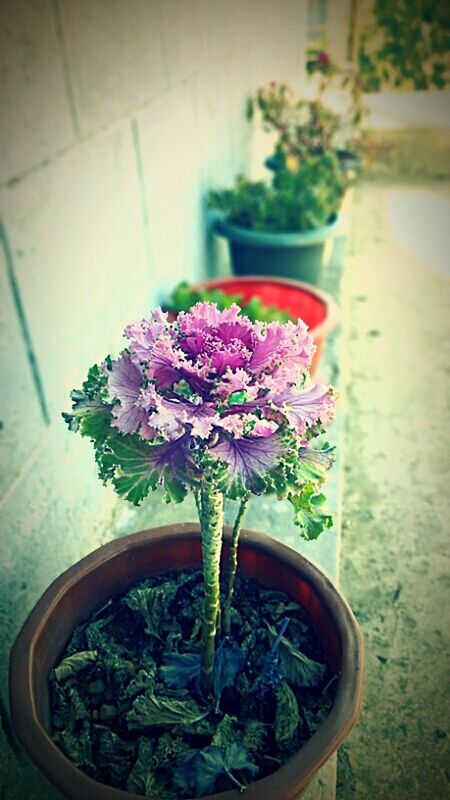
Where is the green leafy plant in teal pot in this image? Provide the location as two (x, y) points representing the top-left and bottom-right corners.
(209, 153), (344, 284)
(209, 79), (356, 284)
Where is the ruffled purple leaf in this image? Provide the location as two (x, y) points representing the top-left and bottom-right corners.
(108, 432), (195, 504)
(210, 342), (249, 375)
(154, 397), (219, 440)
(248, 323), (285, 373)
(147, 336), (181, 390)
(124, 309), (170, 361)
(216, 319), (254, 349)
(210, 433), (283, 496)
(108, 355), (149, 435)
(271, 383), (334, 434)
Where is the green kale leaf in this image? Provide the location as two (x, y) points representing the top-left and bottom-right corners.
(213, 643), (244, 710)
(268, 624), (326, 687)
(211, 715), (239, 748)
(289, 483), (333, 540)
(173, 743), (258, 795)
(126, 738), (157, 796)
(126, 693), (209, 729)
(53, 650), (98, 682)
(160, 652), (201, 689)
(275, 682), (299, 747)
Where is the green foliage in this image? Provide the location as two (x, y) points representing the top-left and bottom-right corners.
(242, 718), (268, 753)
(247, 83), (341, 158)
(53, 651), (98, 682)
(173, 743), (258, 795)
(62, 369), (192, 507)
(126, 739), (158, 796)
(247, 80), (366, 166)
(51, 681), (90, 732)
(268, 624), (326, 688)
(53, 725), (95, 774)
(288, 483), (334, 540)
(122, 667), (157, 700)
(160, 652), (201, 689)
(213, 643), (244, 710)
(275, 682), (299, 747)
(152, 733), (191, 769)
(168, 281), (293, 324)
(84, 614), (121, 654)
(51, 569), (336, 796)
(126, 693), (209, 730)
(106, 433), (166, 506)
(359, 0), (450, 91)
(97, 731), (136, 786)
(212, 715), (239, 748)
(123, 582), (179, 639)
(62, 362), (112, 436)
(209, 153), (344, 234)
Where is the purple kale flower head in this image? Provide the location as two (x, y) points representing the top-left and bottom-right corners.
(103, 301), (336, 497)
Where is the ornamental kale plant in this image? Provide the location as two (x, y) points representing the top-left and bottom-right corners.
(63, 302), (336, 696)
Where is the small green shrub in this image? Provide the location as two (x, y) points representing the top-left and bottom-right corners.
(167, 282), (293, 324)
(209, 153), (344, 233)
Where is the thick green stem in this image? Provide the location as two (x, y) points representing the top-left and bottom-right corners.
(223, 496), (249, 637)
(193, 489), (202, 519)
(199, 483), (224, 696)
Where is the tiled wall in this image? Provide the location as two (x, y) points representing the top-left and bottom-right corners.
(0, 1), (307, 778)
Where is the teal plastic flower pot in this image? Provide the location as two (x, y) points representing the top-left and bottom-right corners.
(213, 216), (340, 285)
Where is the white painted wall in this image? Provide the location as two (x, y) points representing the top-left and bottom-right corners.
(0, 6), (308, 789)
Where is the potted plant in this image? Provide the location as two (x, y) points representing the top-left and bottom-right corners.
(10, 302), (363, 800)
(209, 154), (344, 285)
(251, 72), (366, 179)
(209, 74), (368, 285)
(166, 277), (339, 376)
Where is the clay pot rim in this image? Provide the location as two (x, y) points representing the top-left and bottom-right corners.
(10, 524), (364, 800)
(190, 275), (340, 344)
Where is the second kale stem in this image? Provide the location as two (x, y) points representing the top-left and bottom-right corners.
(223, 496), (249, 637)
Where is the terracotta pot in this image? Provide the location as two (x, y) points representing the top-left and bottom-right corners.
(10, 525), (363, 800)
(189, 276), (339, 377)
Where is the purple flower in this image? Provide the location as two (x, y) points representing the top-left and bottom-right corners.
(66, 300), (338, 513)
(101, 302), (336, 492)
(248, 320), (314, 374)
(178, 302), (242, 334)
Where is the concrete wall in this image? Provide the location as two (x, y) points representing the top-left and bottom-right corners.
(0, 1), (308, 790)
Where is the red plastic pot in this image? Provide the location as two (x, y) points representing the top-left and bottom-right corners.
(10, 524), (363, 800)
(191, 276), (339, 376)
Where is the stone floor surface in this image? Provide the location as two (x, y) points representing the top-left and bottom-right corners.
(336, 180), (450, 799)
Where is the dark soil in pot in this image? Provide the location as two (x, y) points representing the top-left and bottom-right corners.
(49, 568), (337, 799)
